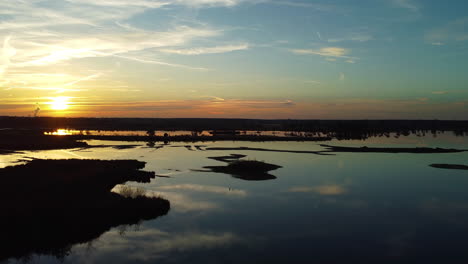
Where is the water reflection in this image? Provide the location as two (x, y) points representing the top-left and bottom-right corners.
(68, 228), (248, 264)
(156, 184), (247, 197)
(198, 154), (281, 181)
(3, 135), (468, 263)
(43, 129), (77, 136)
(288, 185), (348, 195)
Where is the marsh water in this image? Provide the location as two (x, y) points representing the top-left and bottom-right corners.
(2, 133), (468, 263)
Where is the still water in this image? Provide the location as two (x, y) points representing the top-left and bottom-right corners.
(2, 134), (468, 263)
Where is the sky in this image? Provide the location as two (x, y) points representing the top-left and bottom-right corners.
(0, 0), (467, 119)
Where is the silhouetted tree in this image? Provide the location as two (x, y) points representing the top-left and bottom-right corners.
(146, 129), (155, 137)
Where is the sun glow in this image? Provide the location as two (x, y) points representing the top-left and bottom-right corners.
(50, 96), (70, 111)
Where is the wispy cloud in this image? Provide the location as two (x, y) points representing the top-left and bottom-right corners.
(64, 0), (169, 8)
(391, 0), (420, 12)
(291, 47), (357, 63)
(200, 96), (226, 102)
(339, 72), (345, 81)
(0, 36), (16, 77)
(65, 0), (253, 8)
(327, 32), (374, 43)
(292, 47), (348, 57)
(385, 0), (422, 22)
(63, 73), (102, 87)
(173, 0), (248, 7)
(110, 54), (210, 71)
(11, 26), (220, 68)
(304, 80), (321, 85)
(269, 1), (335, 10)
(426, 17), (468, 44)
(0, 0), (240, 89)
(160, 44), (249, 55)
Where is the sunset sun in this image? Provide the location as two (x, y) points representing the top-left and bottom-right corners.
(50, 97), (70, 111)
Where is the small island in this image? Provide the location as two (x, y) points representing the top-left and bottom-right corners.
(201, 155), (282, 181)
(430, 164), (468, 170)
(320, 144), (466, 154)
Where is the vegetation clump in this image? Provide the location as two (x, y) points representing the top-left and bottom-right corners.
(202, 156), (282, 181)
(224, 159), (282, 173)
(430, 164), (468, 170)
(0, 159), (169, 261)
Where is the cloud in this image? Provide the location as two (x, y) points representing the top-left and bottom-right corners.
(304, 80), (321, 85)
(291, 47), (357, 63)
(292, 47), (348, 58)
(385, 0), (422, 22)
(64, 0), (169, 8)
(12, 26), (220, 67)
(391, 0), (419, 12)
(0, 71), (104, 93)
(160, 44), (249, 55)
(269, 1), (337, 11)
(426, 17), (468, 44)
(0, 0), (233, 88)
(0, 36), (16, 77)
(65, 0), (249, 8)
(432, 91), (449, 95)
(63, 73), (102, 87)
(327, 33), (374, 43)
(173, 0), (247, 7)
(316, 32), (322, 41)
(339, 72), (345, 81)
(110, 54), (210, 71)
(200, 96), (226, 102)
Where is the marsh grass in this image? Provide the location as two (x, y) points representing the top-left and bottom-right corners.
(115, 185), (147, 199)
(0, 159), (170, 261)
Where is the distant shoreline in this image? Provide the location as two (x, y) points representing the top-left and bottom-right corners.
(1, 116), (468, 153)
(1, 116), (467, 133)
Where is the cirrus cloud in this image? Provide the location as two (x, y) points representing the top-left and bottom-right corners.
(291, 47), (357, 63)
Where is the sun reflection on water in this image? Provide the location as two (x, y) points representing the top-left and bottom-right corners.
(44, 129), (76, 136)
